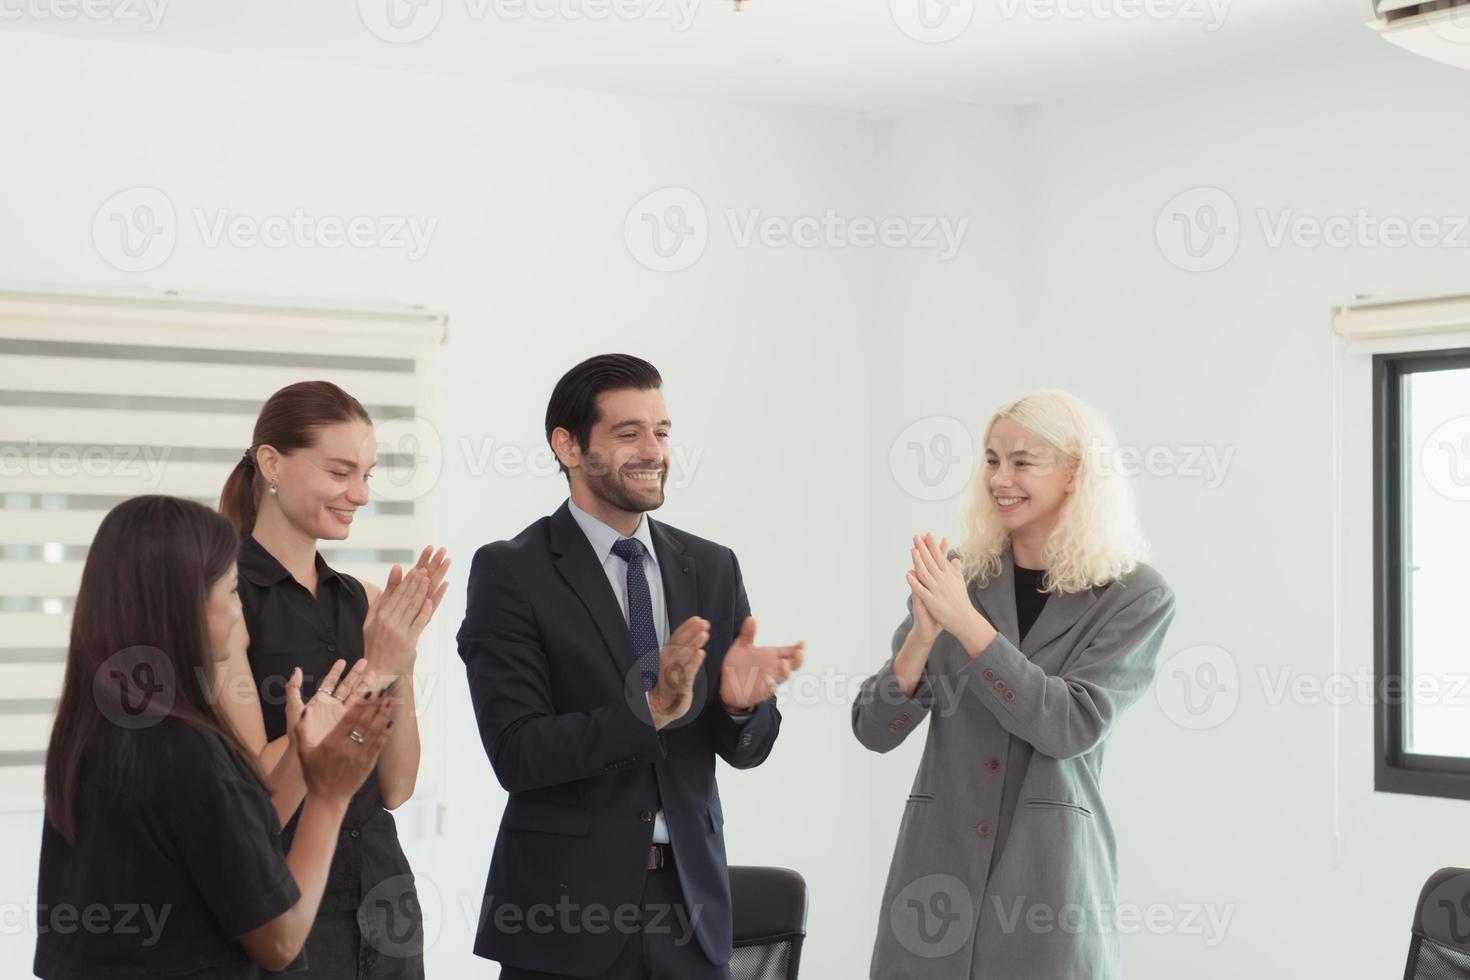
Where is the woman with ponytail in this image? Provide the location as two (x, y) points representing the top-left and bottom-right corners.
(216, 380), (450, 980)
(35, 495), (395, 979)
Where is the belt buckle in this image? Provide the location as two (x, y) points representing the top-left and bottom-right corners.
(647, 844), (665, 870)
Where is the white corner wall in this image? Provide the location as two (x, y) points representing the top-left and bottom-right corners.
(864, 35), (1470, 980)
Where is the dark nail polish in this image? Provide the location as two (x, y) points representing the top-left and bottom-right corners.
(387, 720), (395, 730)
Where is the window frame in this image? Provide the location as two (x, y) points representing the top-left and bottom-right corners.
(1373, 344), (1470, 801)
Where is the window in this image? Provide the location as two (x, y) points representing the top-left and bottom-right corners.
(1374, 345), (1470, 800)
(0, 290), (445, 802)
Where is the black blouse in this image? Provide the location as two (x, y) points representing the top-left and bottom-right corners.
(1014, 564), (1050, 641)
(236, 535), (415, 917)
(34, 718), (299, 979)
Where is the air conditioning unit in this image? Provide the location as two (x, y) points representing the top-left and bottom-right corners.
(1363, 0), (1470, 68)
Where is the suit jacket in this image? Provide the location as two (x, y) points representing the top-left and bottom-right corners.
(853, 547), (1177, 980)
(457, 499), (781, 976)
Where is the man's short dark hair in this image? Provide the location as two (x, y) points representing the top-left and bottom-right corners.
(545, 354), (664, 478)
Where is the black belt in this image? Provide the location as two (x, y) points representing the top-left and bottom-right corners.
(647, 843), (674, 870)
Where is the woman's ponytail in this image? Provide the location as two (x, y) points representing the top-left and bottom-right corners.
(218, 449), (259, 536)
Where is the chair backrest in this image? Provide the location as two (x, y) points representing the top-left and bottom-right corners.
(1405, 868), (1470, 980)
(729, 866), (808, 980)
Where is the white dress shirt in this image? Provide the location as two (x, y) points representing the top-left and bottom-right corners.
(567, 498), (755, 846)
(567, 497), (673, 843)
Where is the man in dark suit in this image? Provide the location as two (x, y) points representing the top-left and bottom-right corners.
(458, 353), (804, 979)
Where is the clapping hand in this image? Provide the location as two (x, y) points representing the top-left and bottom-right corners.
(288, 665), (393, 806)
(719, 617), (804, 712)
(284, 659), (379, 759)
(906, 532), (996, 656)
(906, 535), (946, 644)
(648, 616), (709, 731)
(386, 546), (451, 619)
(362, 567), (433, 680)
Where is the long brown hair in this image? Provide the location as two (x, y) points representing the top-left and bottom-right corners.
(220, 380), (373, 536)
(44, 495), (264, 843)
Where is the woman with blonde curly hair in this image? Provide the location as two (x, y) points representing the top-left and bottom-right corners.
(853, 390), (1178, 980)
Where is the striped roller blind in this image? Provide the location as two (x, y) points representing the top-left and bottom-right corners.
(0, 290), (446, 800)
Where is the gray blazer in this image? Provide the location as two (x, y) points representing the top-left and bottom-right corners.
(853, 548), (1177, 980)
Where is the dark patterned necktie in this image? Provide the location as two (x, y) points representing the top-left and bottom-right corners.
(611, 537), (660, 690)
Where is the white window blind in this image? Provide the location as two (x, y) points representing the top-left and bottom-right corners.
(0, 290), (446, 801)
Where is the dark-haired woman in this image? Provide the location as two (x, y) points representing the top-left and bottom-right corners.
(217, 380), (449, 979)
(35, 495), (395, 979)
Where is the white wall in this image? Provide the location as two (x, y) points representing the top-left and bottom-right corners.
(4, 21), (1470, 980)
(861, 36), (1470, 979)
(0, 29), (877, 978)
(1023, 37), (1470, 980)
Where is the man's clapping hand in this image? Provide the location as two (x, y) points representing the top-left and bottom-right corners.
(647, 616), (708, 731)
(719, 617), (804, 712)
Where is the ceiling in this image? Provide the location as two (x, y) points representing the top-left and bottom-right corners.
(2, 0), (1369, 114)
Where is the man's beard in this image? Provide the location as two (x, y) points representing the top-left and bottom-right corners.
(585, 460), (666, 513)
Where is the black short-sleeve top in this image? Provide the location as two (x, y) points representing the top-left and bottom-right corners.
(235, 534), (412, 914)
(34, 717), (300, 979)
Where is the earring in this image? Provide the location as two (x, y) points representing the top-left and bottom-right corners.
(269, 483), (278, 495)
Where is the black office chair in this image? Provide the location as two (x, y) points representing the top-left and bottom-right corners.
(1404, 867), (1470, 979)
(729, 866), (807, 980)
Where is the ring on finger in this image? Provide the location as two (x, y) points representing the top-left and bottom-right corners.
(348, 730), (365, 743)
